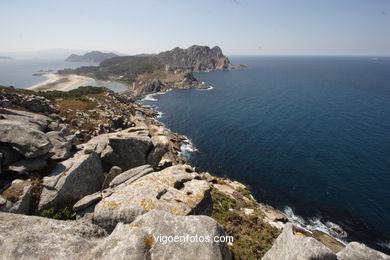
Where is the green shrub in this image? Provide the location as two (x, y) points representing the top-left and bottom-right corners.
(211, 189), (279, 259)
(40, 207), (76, 220)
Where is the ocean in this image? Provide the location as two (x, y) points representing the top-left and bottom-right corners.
(141, 56), (390, 253)
(0, 58), (127, 92)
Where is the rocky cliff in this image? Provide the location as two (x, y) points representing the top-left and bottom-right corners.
(1, 85), (389, 259)
(66, 51), (118, 63)
(156, 45), (234, 71)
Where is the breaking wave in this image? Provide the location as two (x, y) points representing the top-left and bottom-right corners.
(284, 206), (347, 244)
(179, 137), (198, 159)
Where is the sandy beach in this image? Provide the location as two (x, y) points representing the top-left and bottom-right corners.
(28, 73), (93, 91)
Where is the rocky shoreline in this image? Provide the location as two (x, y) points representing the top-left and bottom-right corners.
(1, 85), (389, 259)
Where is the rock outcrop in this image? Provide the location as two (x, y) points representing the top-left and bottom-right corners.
(0, 210), (231, 260)
(336, 242), (390, 260)
(75, 164), (212, 232)
(81, 127), (169, 171)
(157, 45), (234, 71)
(262, 223), (337, 260)
(38, 151), (104, 211)
(0, 109), (52, 158)
(262, 223), (390, 260)
(92, 210), (232, 260)
(0, 179), (32, 214)
(0, 89), (58, 113)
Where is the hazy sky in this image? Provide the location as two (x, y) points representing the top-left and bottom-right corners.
(1, 0), (389, 55)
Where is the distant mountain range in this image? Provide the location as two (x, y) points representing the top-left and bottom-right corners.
(0, 56), (11, 60)
(65, 51), (119, 63)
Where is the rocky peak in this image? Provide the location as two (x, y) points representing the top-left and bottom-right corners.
(156, 45), (233, 72)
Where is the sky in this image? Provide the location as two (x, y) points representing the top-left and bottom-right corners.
(0, 0), (389, 55)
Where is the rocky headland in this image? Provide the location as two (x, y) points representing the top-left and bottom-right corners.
(1, 84), (389, 259)
(56, 45), (245, 99)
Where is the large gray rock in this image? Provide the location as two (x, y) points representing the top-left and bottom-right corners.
(81, 128), (168, 171)
(0, 108), (51, 131)
(337, 242), (390, 260)
(0, 143), (22, 167)
(108, 164), (153, 188)
(147, 135), (169, 168)
(6, 155), (48, 173)
(101, 166), (122, 189)
(86, 165), (212, 232)
(90, 210), (232, 260)
(262, 223), (337, 260)
(0, 210), (231, 260)
(38, 151), (104, 211)
(46, 130), (75, 160)
(0, 119), (52, 158)
(0, 179), (32, 214)
(100, 132), (152, 170)
(0, 212), (106, 260)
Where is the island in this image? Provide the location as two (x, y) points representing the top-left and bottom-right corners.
(58, 45), (244, 98)
(65, 51), (118, 63)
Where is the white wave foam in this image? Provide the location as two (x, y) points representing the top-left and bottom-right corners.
(179, 137), (198, 159)
(142, 94), (158, 101)
(156, 111), (164, 118)
(378, 241), (390, 250)
(198, 86), (214, 91)
(283, 206), (347, 244)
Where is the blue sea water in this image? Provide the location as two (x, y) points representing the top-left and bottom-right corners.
(0, 58), (127, 92)
(141, 56), (390, 253)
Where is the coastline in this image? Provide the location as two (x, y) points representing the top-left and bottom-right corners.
(139, 84), (349, 247)
(27, 73), (93, 91)
(2, 84), (389, 258)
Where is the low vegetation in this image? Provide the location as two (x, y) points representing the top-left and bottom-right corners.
(58, 56), (163, 84)
(40, 207), (76, 220)
(37, 86), (106, 100)
(211, 188), (279, 259)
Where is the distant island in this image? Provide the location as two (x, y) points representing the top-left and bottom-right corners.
(65, 51), (118, 63)
(59, 45), (243, 98)
(0, 56), (11, 60)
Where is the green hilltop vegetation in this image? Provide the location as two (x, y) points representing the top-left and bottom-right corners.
(59, 56), (163, 84)
(1, 85), (106, 100)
